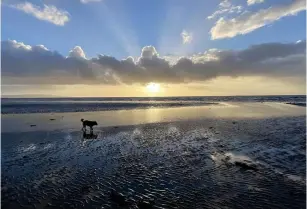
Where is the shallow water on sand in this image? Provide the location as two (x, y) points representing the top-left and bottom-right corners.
(2, 102), (305, 133)
(2, 116), (306, 209)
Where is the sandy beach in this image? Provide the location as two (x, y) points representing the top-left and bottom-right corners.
(1, 102), (306, 209)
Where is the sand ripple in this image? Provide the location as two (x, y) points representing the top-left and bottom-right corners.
(2, 117), (306, 209)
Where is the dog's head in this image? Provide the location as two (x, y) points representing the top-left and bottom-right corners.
(81, 118), (84, 122)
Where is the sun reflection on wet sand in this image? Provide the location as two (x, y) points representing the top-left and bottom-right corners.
(1, 102), (305, 133)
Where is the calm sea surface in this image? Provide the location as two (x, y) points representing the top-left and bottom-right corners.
(2, 95), (305, 114)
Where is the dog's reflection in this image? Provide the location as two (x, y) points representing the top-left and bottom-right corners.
(82, 130), (98, 139)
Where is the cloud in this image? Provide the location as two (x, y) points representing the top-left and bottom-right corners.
(140, 46), (159, 59)
(2, 39), (305, 85)
(10, 2), (70, 26)
(219, 0), (231, 8)
(80, 0), (102, 3)
(207, 0), (243, 20)
(207, 6), (242, 19)
(1, 40), (99, 85)
(181, 30), (193, 44)
(210, 0), (306, 39)
(68, 46), (86, 59)
(247, 0), (264, 6)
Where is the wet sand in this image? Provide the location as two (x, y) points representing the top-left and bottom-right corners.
(2, 102), (304, 133)
(1, 102), (306, 209)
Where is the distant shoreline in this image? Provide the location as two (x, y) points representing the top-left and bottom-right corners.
(1, 94), (306, 99)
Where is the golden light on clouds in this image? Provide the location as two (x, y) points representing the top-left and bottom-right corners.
(2, 76), (305, 98)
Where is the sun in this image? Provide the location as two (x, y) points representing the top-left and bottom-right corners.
(146, 82), (160, 93)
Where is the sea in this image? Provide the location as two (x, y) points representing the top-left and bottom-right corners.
(1, 95), (306, 114)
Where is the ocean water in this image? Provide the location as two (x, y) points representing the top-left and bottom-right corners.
(1, 95), (305, 114)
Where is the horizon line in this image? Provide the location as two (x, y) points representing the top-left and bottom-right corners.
(1, 94), (306, 99)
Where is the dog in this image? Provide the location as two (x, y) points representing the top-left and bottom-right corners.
(81, 118), (98, 132)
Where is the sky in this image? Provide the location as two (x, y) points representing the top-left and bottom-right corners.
(1, 0), (306, 97)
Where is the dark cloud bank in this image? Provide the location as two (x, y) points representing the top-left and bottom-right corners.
(1, 40), (306, 85)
